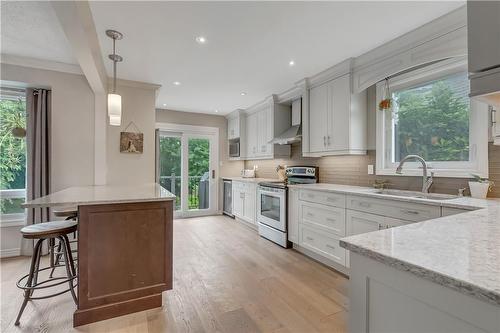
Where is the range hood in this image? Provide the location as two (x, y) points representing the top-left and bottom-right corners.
(270, 99), (302, 145)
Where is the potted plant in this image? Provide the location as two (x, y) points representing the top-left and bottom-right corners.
(468, 174), (494, 199)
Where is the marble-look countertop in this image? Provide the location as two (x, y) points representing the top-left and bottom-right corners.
(221, 177), (280, 184)
(23, 183), (176, 208)
(289, 183), (500, 306)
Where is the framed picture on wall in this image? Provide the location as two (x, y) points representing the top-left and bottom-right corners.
(120, 131), (143, 154)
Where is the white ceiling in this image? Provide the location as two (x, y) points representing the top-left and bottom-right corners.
(0, 1), (76, 65)
(1, 1), (464, 115)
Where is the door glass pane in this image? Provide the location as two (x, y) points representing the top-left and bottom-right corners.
(261, 194), (280, 221)
(158, 135), (181, 210)
(188, 138), (210, 210)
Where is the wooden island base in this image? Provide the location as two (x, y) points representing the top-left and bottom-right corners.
(74, 200), (173, 327)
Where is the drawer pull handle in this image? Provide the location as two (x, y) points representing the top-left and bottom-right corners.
(326, 244), (335, 250)
(307, 193), (315, 198)
(307, 212), (314, 217)
(306, 236), (314, 241)
(326, 197), (336, 202)
(359, 202), (371, 208)
(403, 210), (419, 215)
(326, 218), (335, 222)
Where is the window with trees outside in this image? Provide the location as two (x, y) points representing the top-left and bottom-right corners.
(376, 59), (489, 178)
(0, 88), (27, 225)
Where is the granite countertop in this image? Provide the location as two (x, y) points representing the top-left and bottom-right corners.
(23, 183), (176, 208)
(290, 183), (500, 306)
(221, 176), (280, 184)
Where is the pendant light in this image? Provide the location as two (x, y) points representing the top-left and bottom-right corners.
(106, 29), (123, 126)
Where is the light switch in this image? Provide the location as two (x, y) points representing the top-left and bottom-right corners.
(368, 164), (374, 175)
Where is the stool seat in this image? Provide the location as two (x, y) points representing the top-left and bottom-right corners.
(21, 220), (78, 239)
(53, 206), (77, 217)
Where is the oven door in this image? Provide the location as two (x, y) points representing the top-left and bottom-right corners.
(257, 186), (286, 232)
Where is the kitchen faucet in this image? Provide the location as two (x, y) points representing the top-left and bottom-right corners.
(396, 155), (434, 193)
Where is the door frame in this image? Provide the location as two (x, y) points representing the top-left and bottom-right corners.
(156, 122), (219, 218)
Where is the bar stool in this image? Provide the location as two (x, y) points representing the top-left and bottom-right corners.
(50, 206), (78, 278)
(15, 220), (78, 326)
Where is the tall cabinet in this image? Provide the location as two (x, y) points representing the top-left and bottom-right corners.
(303, 59), (367, 157)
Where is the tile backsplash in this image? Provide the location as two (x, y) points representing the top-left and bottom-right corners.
(245, 143), (500, 197)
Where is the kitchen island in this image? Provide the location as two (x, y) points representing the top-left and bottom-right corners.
(23, 183), (176, 327)
(339, 195), (500, 333)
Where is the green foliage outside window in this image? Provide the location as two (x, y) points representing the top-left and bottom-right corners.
(392, 73), (470, 162)
(0, 99), (27, 214)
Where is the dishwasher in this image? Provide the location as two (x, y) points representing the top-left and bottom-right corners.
(223, 179), (234, 218)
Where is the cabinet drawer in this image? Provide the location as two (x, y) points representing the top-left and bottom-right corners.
(299, 225), (345, 266)
(301, 202), (345, 236)
(346, 195), (440, 222)
(300, 190), (345, 208)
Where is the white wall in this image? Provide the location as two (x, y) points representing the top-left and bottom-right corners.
(1, 63), (95, 191)
(106, 82), (158, 185)
(0, 63), (95, 257)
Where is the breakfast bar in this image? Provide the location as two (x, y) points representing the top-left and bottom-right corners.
(23, 183), (176, 327)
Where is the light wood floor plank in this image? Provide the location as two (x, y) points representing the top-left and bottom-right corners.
(0, 215), (348, 333)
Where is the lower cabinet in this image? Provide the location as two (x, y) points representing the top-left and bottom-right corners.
(232, 181), (256, 225)
(299, 224), (346, 266)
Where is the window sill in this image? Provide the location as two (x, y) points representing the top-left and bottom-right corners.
(376, 168), (480, 179)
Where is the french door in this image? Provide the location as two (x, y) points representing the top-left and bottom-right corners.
(156, 125), (218, 218)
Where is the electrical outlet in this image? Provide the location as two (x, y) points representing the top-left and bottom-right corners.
(368, 164), (374, 175)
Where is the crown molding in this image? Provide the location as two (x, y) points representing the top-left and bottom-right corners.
(112, 78), (161, 91)
(0, 54), (83, 75)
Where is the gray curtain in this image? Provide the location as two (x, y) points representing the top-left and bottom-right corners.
(21, 88), (51, 256)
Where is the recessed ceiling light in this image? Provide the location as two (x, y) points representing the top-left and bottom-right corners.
(195, 36), (207, 44)
(214, 109), (219, 113)
(163, 103), (167, 107)
(240, 92), (246, 96)
(289, 60), (295, 66)
(173, 81), (181, 86)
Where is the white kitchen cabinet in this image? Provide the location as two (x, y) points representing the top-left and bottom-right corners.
(242, 183), (256, 224)
(245, 113), (258, 158)
(232, 181), (256, 225)
(227, 109), (244, 140)
(288, 187), (299, 243)
(242, 96), (291, 160)
(299, 224), (346, 266)
(307, 73), (367, 156)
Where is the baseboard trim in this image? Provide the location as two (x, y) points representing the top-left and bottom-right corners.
(1, 248), (20, 258)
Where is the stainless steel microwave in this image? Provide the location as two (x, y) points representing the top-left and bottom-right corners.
(229, 141), (240, 157)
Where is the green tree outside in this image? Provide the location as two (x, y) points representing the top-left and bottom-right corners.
(0, 99), (27, 214)
(392, 73), (470, 162)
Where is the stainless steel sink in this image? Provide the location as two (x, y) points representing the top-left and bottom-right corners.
(373, 189), (458, 200)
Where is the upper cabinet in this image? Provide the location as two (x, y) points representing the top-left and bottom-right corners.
(227, 109), (244, 140)
(467, 1), (500, 108)
(304, 60), (367, 156)
(243, 97), (291, 160)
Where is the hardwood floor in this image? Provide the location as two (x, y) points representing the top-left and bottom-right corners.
(1, 215), (348, 332)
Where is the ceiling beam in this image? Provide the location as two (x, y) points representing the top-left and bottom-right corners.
(51, 0), (107, 93)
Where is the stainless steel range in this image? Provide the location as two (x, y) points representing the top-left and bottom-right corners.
(257, 166), (319, 248)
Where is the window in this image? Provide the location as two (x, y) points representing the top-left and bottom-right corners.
(0, 88), (27, 225)
(376, 59), (489, 178)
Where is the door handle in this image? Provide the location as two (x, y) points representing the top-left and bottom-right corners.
(212, 170), (215, 179)
(327, 135), (331, 145)
(323, 136), (326, 146)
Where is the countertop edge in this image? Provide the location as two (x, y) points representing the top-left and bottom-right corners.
(339, 239), (500, 306)
(22, 197), (175, 209)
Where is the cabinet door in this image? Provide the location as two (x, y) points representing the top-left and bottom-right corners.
(346, 210), (381, 236)
(245, 113), (258, 158)
(257, 109), (268, 156)
(228, 117), (237, 139)
(232, 187), (243, 218)
(329, 75), (350, 151)
(243, 186), (256, 224)
(288, 188), (299, 243)
(309, 82), (329, 153)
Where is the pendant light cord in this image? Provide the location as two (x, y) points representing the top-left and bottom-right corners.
(112, 38), (117, 94)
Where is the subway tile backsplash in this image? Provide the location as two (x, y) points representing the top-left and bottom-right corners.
(244, 143), (500, 197)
